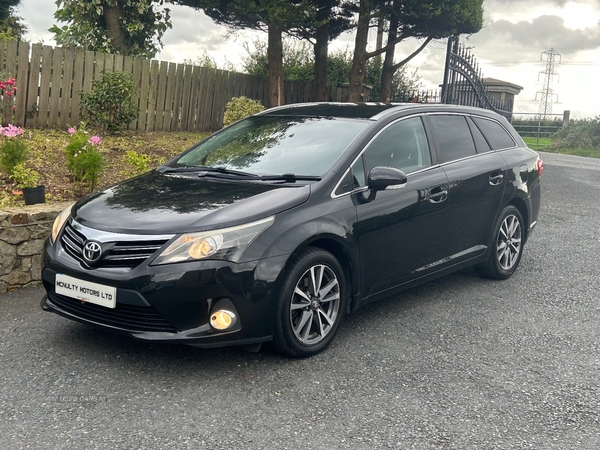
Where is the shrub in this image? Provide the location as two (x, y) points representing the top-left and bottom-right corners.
(122, 150), (152, 178)
(80, 71), (139, 133)
(0, 124), (27, 174)
(64, 126), (105, 190)
(223, 96), (264, 127)
(10, 163), (39, 189)
(552, 117), (600, 151)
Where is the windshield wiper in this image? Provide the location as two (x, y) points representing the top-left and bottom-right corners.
(252, 174), (322, 182)
(159, 166), (257, 177)
(199, 172), (321, 182)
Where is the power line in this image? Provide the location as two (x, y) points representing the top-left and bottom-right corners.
(536, 48), (561, 118)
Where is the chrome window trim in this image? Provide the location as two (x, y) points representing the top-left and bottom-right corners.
(331, 114), (430, 199)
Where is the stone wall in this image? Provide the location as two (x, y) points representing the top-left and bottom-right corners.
(0, 202), (71, 293)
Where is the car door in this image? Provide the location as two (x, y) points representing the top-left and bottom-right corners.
(353, 116), (450, 299)
(427, 114), (508, 262)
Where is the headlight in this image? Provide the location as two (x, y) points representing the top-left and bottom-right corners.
(50, 203), (74, 245)
(152, 216), (274, 265)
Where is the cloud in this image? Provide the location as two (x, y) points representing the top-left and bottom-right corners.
(470, 15), (600, 58)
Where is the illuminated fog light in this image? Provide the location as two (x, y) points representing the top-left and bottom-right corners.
(210, 310), (237, 330)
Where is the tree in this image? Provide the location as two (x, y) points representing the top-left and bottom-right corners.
(50, 0), (172, 58)
(241, 39), (422, 101)
(292, 1), (354, 101)
(347, 0), (483, 102)
(0, 0), (27, 40)
(174, 0), (306, 108)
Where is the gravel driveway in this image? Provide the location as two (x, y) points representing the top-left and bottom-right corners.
(1, 151), (599, 449)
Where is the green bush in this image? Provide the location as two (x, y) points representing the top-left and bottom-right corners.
(80, 71), (139, 133)
(10, 163), (39, 189)
(0, 137), (28, 174)
(122, 150), (152, 178)
(552, 117), (600, 151)
(223, 96), (264, 127)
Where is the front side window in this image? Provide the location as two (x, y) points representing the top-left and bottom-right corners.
(429, 115), (476, 163)
(174, 116), (369, 176)
(362, 117), (432, 176)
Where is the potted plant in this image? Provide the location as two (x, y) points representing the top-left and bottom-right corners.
(10, 163), (45, 205)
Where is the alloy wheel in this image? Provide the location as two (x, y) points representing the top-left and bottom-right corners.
(290, 264), (341, 345)
(496, 214), (522, 271)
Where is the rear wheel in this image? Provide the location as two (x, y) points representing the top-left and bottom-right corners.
(475, 205), (524, 280)
(273, 248), (346, 358)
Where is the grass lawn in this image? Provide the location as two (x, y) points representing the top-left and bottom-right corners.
(522, 136), (600, 158)
(522, 136), (553, 149)
(1, 129), (210, 208)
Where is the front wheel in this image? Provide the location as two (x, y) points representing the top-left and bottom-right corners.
(272, 248), (346, 358)
(475, 205), (525, 280)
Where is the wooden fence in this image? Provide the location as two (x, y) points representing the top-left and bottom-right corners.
(0, 40), (324, 132)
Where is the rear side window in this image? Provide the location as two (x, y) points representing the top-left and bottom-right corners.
(467, 117), (491, 153)
(429, 115), (476, 163)
(472, 117), (516, 150)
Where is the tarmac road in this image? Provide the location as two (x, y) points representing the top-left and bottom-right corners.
(1, 151), (599, 449)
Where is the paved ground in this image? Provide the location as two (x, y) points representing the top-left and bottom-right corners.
(1, 152), (599, 449)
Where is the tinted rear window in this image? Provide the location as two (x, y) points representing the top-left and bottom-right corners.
(472, 117), (516, 150)
(429, 115), (476, 163)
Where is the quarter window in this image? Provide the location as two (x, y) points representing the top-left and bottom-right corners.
(472, 117), (516, 150)
(429, 115), (476, 163)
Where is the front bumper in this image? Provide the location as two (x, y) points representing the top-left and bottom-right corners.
(41, 239), (289, 348)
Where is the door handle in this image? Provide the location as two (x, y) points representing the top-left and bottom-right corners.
(489, 172), (504, 186)
(428, 187), (448, 203)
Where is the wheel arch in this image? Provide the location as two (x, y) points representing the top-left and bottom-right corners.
(284, 235), (358, 314)
(507, 196), (530, 243)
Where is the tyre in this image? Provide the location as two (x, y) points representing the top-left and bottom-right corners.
(475, 205), (525, 280)
(272, 248), (346, 358)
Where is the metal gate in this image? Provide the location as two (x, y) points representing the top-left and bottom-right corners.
(441, 36), (513, 119)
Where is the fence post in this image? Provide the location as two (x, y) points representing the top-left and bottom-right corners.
(562, 110), (570, 129)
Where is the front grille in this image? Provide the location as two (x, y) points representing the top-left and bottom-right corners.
(61, 222), (169, 269)
(48, 290), (178, 333)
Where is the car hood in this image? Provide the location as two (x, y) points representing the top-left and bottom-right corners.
(72, 171), (311, 234)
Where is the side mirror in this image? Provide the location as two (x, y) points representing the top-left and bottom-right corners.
(367, 166), (408, 191)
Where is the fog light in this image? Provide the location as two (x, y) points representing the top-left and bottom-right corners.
(210, 310), (237, 330)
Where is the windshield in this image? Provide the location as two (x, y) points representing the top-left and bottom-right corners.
(173, 115), (369, 176)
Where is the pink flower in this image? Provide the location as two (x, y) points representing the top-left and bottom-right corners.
(0, 124), (24, 138)
(68, 127), (76, 135)
(88, 135), (101, 146)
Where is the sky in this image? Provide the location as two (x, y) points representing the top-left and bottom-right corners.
(18, 0), (600, 119)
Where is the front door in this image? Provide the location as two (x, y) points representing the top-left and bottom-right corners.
(353, 116), (449, 299)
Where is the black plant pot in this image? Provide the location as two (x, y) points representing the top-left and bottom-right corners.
(22, 185), (46, 205)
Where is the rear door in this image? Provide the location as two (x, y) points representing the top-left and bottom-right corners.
(426, 114), (508, 262)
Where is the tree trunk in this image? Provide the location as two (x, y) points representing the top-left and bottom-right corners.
(347, 0), (371, 102)
(267, 23), (284, 108)
(103, 2), (130, 54)
(313, 4), (330, 102)
(379, 7), (399, 102)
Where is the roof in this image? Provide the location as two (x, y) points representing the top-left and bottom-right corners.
(258, 102), (507, 122)
(259, 102), (403, 119)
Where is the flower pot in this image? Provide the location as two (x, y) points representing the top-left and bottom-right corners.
(22, 185), (45, 205)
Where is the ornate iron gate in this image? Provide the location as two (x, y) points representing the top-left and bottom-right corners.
(441, 36), (513, 119)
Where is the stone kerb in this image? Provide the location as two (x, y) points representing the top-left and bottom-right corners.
(0, 202), (72, 293)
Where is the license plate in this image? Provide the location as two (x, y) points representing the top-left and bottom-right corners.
(55, 274), (117, 309)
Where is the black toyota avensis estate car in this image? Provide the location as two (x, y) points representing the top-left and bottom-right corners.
(42, 103), (542, 357)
